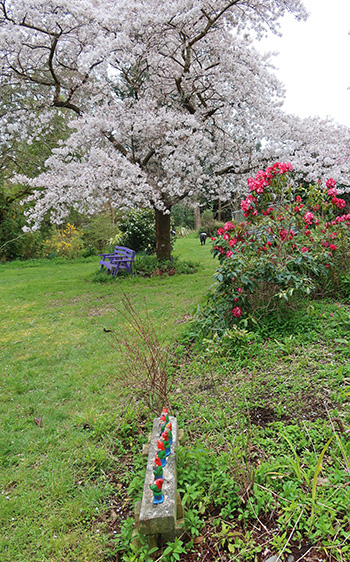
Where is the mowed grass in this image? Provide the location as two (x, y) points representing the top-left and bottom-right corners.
(0, 235), (215, 562)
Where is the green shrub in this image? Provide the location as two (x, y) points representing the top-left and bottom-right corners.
(172, 203), (195, 229)
(201, 163), (350, 335)
(198, 209), (224, 236)
(81, 213), (119, 254)
(118, 208), (156, 253)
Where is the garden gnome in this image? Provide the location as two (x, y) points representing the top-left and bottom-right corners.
(153, 455), (163, 481)
(157, 440), (167, 467)
(150, 478), (164, 504)
(159, 413), (169, 435)
(162, 430), (171, 456)
(166, 421), (173, 445)
(162, 406), (169, 415)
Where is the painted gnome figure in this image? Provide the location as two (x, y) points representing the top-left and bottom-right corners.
(162, 430), (171, 456)
(165, 421), (173, 446)
(159, 412), (169, 436)
(153, 455), (163, 481)
(157, 440), (167, 467)
(150, 478), (164, 504)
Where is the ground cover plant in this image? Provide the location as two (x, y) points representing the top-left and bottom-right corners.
(1, 235), (350, 561)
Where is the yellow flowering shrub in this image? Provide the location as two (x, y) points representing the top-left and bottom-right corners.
(43, 223), (84, 259)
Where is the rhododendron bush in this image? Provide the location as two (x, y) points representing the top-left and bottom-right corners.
(207, 163), (350, 330)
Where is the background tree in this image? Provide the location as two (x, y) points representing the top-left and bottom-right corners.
(0, 0), (309, 259)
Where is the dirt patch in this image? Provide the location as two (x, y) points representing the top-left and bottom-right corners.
(249, 405), (281, 426)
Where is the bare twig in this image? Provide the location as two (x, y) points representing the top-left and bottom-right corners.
(108, 292), (172, 414)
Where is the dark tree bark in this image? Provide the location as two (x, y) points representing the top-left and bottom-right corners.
(155, 209), (171, 260)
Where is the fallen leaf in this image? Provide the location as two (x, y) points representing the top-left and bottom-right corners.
(34, 416), (42, 428)
(193, 536), (204, 545)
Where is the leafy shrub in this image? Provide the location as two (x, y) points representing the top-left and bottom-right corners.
(172, 203), (195, 229)
(175, 226), (192, 237)
(203, 163), (350, 333)
(198, 209), (224, 236)
(0, 188), (48, 261)
(81, 213), (119, 254)
(118, 208), (157, 253)
(43, 223), (84, 259)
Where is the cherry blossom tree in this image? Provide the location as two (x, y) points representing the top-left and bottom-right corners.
(0, 0), (310, 259)
(266, 112), (350, 189)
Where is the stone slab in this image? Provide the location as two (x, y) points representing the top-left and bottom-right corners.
(139, 416), (178, 537)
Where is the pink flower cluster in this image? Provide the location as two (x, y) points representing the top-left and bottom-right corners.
(331, 197), (346, 210)
(247, 162), (292, 195)
(326, 178), (336, 189)
(241, 194), (257, 218)
(325, 214), (350, 228)
(304, 212), (314, 225)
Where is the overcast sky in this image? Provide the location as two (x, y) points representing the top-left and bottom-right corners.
(258, 0), (350, 127)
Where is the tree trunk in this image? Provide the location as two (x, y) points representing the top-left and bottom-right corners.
(155, 209), (171, 260)
(194, 203), (201, 230)
(218, 199), (222, 222)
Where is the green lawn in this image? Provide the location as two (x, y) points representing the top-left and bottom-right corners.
(0, 236), (215, 562)
(1, 236), (350, 562)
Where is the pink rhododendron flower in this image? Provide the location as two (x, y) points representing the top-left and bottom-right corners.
(296, 195), (302, 203)
(232, 306), (242, 317)
(304, 212), (314, 225)
(224, 222), (235, 231)
(247, 177), (258, 192)
(301, 247), (309, 253)
(217, 227), (225, 235)
(223, 232), (230, 240)
(237, 287), (243, 293)
(280, 228), (288, 240)
(326, 178), (336, 189)
(228, 238), (237, 247)
(327, 187), (337, 197)
(331, 197), (346, 209)
(226, 250), (233, 258)
(329, 244), (337, 251)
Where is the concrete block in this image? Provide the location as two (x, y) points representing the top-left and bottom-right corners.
(139, 416), (178, 539)
(134, 500), (142, 524)
(176, 491), (184, 519)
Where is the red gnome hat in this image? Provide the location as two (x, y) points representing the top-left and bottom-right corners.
(155, 478), (163, 490)
(157, 440), (165, 451)
(160, 414), (166, 423)
(162, 431), (169, 441)
(162, 407), (169, 415)
(154, 455), (162, 466)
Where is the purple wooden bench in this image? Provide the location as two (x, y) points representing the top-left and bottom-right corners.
(98, 246), (135, 277)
